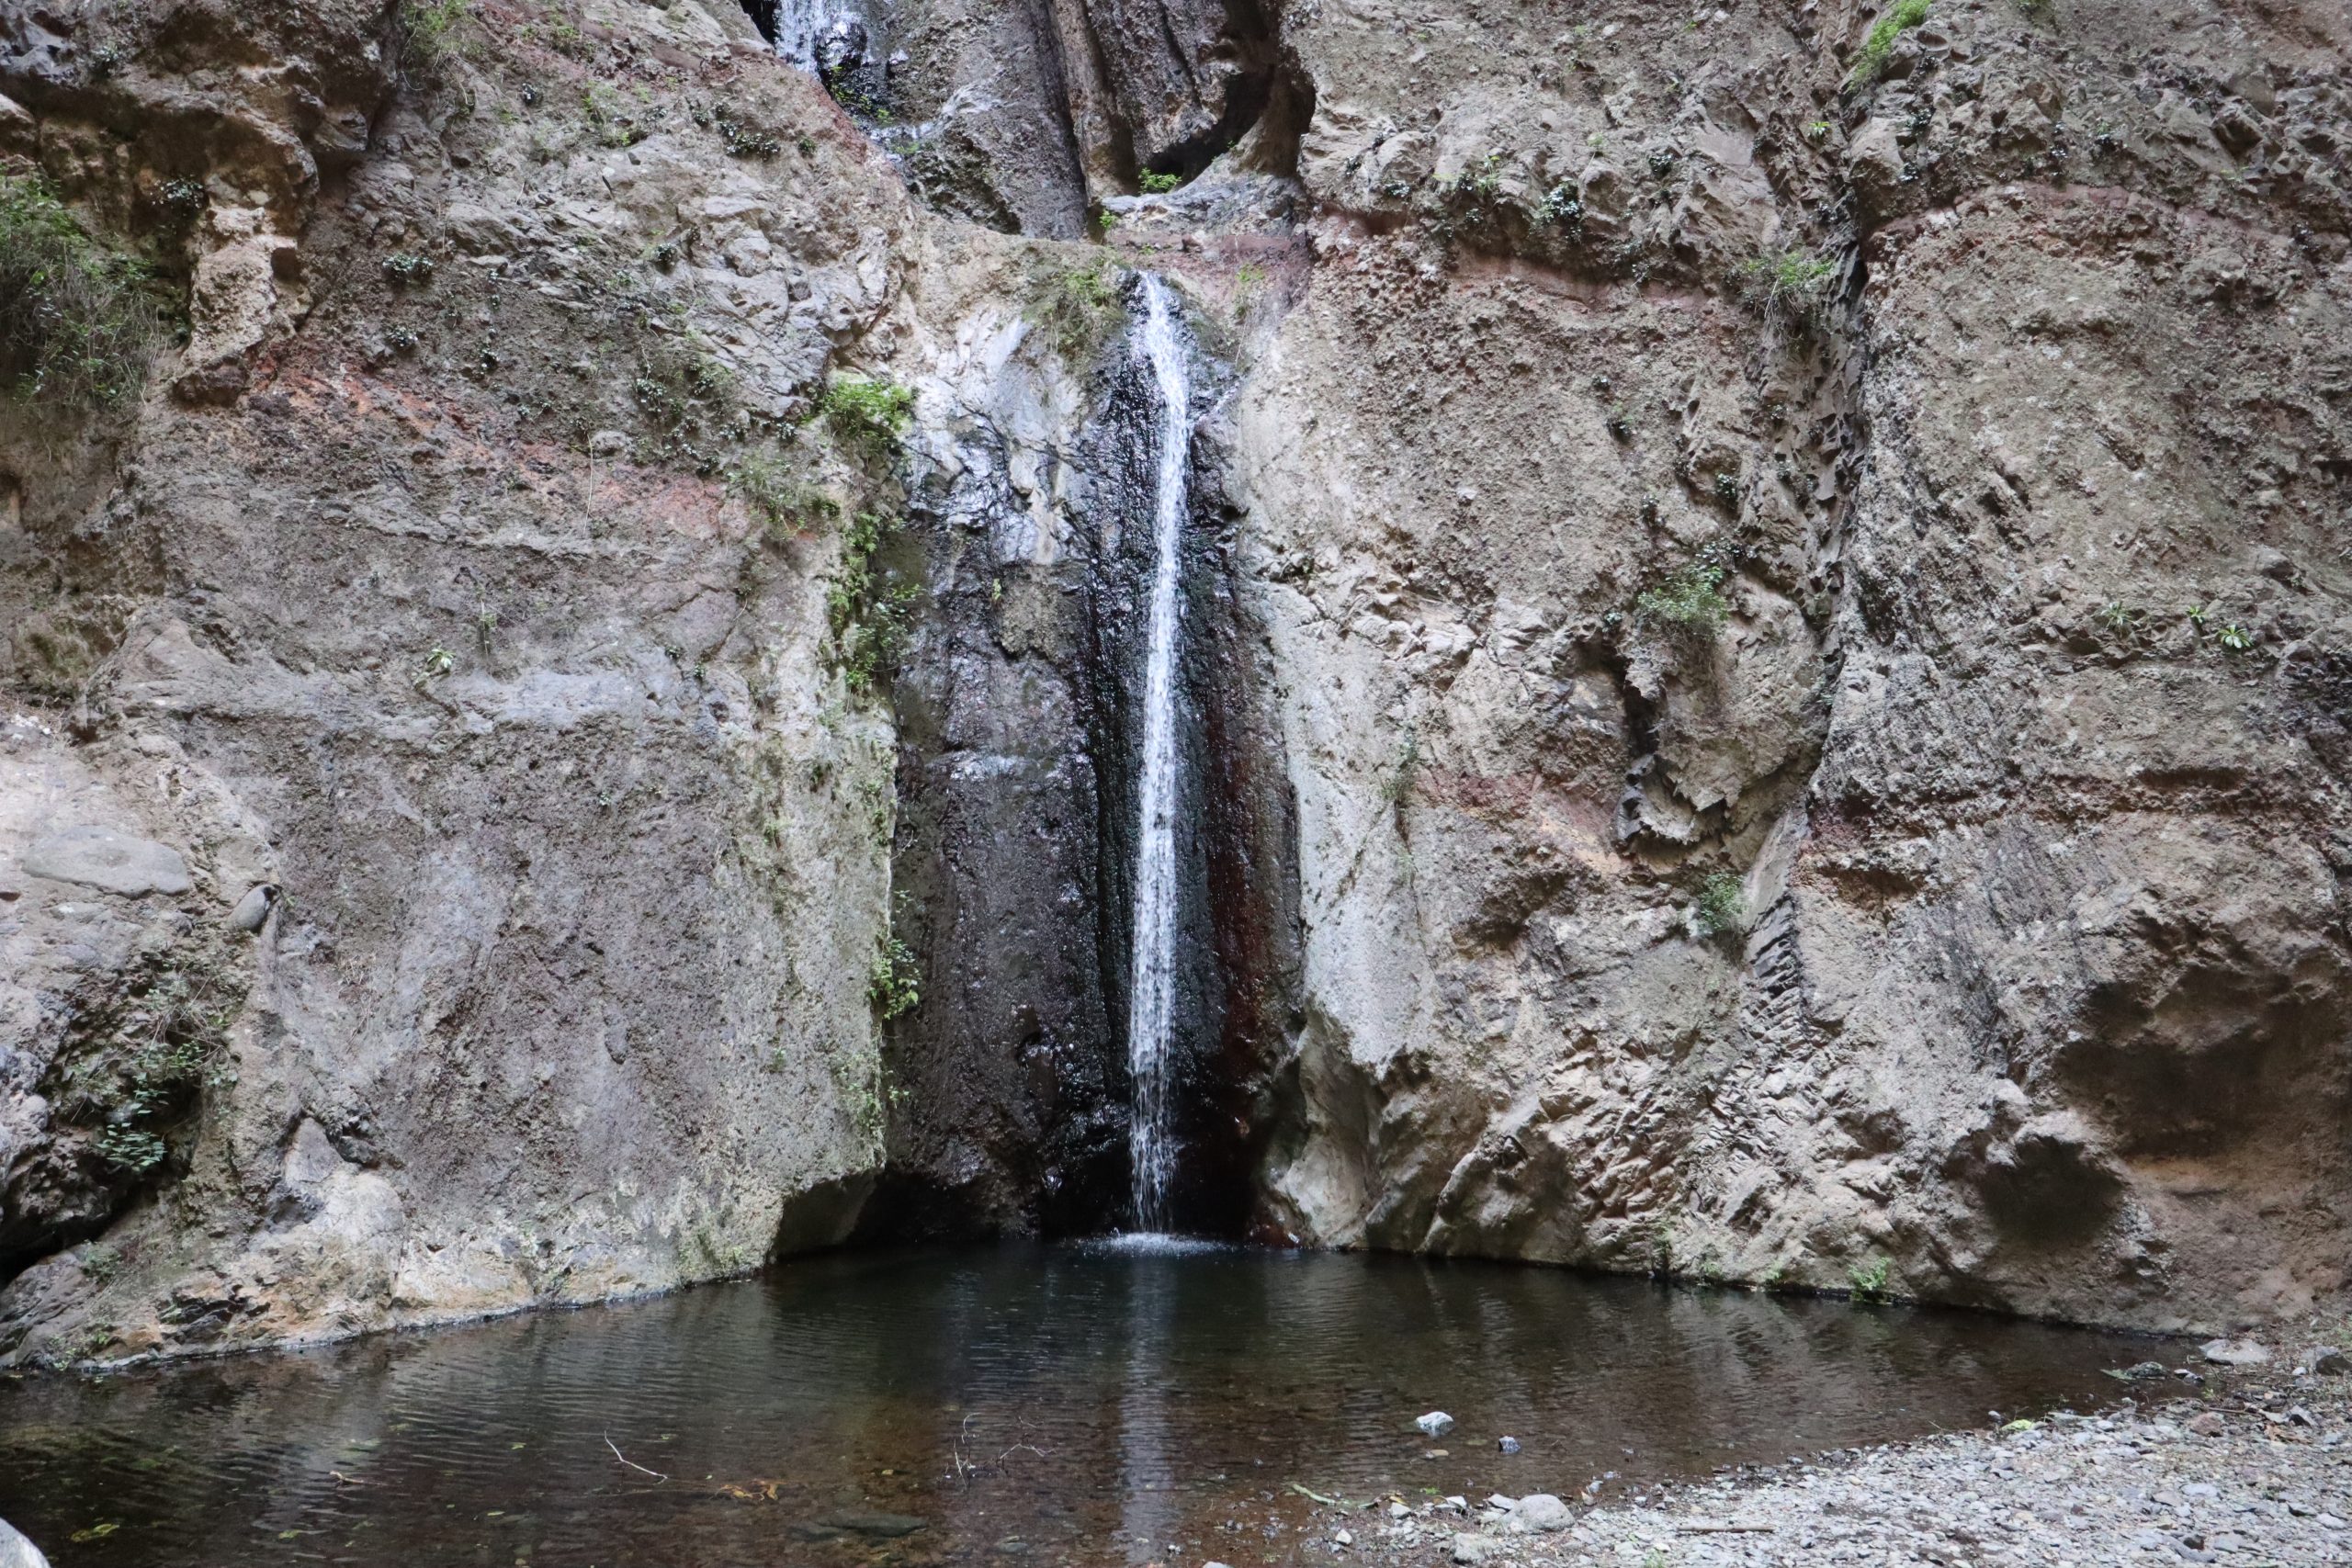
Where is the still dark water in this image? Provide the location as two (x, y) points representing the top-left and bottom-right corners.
(3, 1243), (2156, 1567)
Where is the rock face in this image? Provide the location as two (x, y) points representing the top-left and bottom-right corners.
(1227, 0), (2352, 1332)
(1, 0), (2346, 1363)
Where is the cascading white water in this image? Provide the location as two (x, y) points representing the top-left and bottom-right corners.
(1125, 275), (1192, 1235)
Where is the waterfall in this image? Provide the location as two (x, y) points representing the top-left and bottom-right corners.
(1125, 275), (1192, 1235)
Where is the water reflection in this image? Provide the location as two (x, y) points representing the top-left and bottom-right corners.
(0, 1245), (2154, 1567)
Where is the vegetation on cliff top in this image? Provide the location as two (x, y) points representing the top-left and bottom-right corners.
(0, 174), (168, 408)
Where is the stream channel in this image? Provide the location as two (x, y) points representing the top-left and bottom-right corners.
(2, 1242), (2154, 1566)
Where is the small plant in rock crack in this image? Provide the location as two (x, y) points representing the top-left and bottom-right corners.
(1535, 183), (1584, 233)
(869, 933), (921, 1019)
(1691, 873), (1747, 940)
(733, 452), (840, 544)
(1137, 170), (1182, 195)
(1711, 470), (1742, 509)
(1849, 0), (1931, 86)
(411, 645), (455, 688)
(1635, 562), (1731, 638)
(2096, 600), (2143, 634)
(2215, 622), (2256, 653)
(1738, 250), (1838, 318)
(1449, 151), (1508, 202)
(382, 251), (436, 286)
(820, 374), (914, 457)
(1847, 1257), (1894, 1303)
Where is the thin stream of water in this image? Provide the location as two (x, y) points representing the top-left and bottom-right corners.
(1125, 275), (1192, 1235)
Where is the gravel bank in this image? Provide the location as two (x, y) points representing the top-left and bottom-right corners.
(1301, 1363), (2352, 1567)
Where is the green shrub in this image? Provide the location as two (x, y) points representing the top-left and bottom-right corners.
(1848, 1258), (1894, 1303)
(1850, 0), (1930, 85)
(1029, 259), (1125, 364)
(0, 175), (166, 408)
(398, 0), (469, 75)
(1636, 563), (1731, 637)
(1693, 873), (1747, 939)
(1138, 170), (1182, 195)
(820, 374), (914, 456)
(869, 935), (920, 1019)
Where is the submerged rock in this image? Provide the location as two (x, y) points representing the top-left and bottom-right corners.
(1415, 1411), (1455, 1438)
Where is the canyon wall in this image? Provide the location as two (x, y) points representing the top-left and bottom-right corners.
(0, 0), (2345, 1365)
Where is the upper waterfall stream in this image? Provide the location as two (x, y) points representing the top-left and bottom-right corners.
(1124, 275), (1193, 1235)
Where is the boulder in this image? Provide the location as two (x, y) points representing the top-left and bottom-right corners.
(1514, 1495), (1571, 1532)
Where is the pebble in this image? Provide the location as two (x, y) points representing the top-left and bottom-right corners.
(1307, 1372), (2351, 1568)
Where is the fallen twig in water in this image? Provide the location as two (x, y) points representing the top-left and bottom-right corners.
(605, 1433), (669, 1483)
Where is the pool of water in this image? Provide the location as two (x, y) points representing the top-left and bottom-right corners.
(1, 1243), (2159, 1567)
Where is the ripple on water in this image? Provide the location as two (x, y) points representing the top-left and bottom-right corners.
(0, 1244), (2155, 1568)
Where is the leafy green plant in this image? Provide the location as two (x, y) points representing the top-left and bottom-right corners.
(0, 174), (168, 408)
(1450, 151), (1507, 201)
(1850, 0), (1930, 85)
(1848, 1258), (1894, 1303)
(870, 934), (920, 1019)
(2096, 600), (2142, 633)
(1693, 873), (1747, 939)
(820, 374), (914, 457)
(1138, 170), (1182, 195)
(1636, 563), (1731, 637)
(2216, 623), (2255, 653)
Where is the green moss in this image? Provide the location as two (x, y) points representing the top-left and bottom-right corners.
(0, 175), (167, 408)
(1850, 0), (1930, 85)
(731, 452), (840, 543)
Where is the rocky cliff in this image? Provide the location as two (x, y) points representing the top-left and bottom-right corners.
(0, 0), (2345, 1365)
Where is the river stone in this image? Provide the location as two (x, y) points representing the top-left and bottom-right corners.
(22, 825), (192, 897)
(1450, 1535), (1494, 1564)
(1514, 1494), (1571, 1532)
(2200, 1338), (2271, 1366)
(1416, 1410), (1455, 1437)
(2309, 1345), (2347, 1375)
(0, 1518), (48, 1568)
